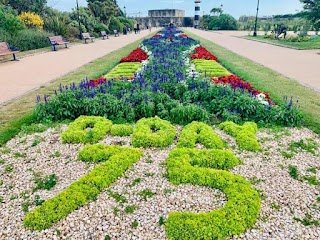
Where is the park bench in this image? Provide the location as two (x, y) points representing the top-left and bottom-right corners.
(82, 32), (95, 44)
(48, 35), (69, 51)
(113, 30), (120, 37)
(0, 42), (19, 61)
(101, 31), (109, 40)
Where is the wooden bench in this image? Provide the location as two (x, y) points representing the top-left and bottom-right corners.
(48, 35), (69, 51)
(82, 32), (95, 44)
(113, 30), (120, 37)
(101, 31), (109, 40)
(0, 42), (19, 61)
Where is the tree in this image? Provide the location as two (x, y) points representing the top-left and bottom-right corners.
(208, 14), (238, 30)
(210, 7), (223, 16)
(4, 0), (47, 14)
(87, 0), (118, 24)
(300, 0), (320, 31)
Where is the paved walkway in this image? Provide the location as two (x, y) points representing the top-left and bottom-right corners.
(0, 29), (158, 105)
(184, 28), (320, 92)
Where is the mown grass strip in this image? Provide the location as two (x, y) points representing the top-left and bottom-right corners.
(184, 29), (320, 134)
(244, 35), (320, 50)
(0, 33), (155, 146)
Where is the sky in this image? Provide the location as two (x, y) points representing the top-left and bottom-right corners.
(47, 0), (303, 19)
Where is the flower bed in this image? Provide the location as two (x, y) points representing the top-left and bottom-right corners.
(191, 46), (218, 61)
(36, 27), (303, 130)
(105, 62), (141, 80)
(192, 59), (231, 77)
(120, 48), (148, 63)
(212, 75), (273, 105)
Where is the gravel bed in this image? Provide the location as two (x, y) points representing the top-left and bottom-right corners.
(0, 125), (319, 239)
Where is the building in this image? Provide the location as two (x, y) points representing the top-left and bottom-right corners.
(135, 9), (186, 28)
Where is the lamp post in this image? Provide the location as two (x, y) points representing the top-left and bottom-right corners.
(253, 0), (260, 36)
(76, 0), (82, 39)
(124, 5), (126, 18)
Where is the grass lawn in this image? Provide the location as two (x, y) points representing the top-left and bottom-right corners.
(244, 35), (320, 50)
(184, 29), (320, 134)
(0, 34), (155, 146)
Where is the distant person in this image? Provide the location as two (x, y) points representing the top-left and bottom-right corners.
(123, 26), (127, 35)
(137, 23), (140, 33)
(134, 23), (137, 34)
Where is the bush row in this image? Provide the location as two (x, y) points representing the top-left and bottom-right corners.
(220, 121), (261, 151)
(165, 148), (261, 239)
(24, 145), (143, 230)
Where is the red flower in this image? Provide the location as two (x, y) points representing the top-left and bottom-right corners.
(180, 34), (188, 38)
(88, 77), (107, 87)
(212, 75), (274, 104)
(120, 48), (148, 63)
(169, 36), (173, 42)
(191, 46), (218, 61)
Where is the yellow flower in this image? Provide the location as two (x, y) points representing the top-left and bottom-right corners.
(18, 12), (44, 30)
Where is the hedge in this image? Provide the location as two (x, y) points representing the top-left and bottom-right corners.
(61, 116), (112, 144)
(165, 148), (261, 239)
(131, 116), (176, 148)
(177, 121), (224, 149)
(219, 121), (261, 151)
(24, 145), (143, 230)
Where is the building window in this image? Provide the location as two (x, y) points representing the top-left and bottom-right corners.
(195, 6), (200, 11)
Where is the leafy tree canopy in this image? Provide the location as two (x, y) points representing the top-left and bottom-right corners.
(300, 0), (320, 30)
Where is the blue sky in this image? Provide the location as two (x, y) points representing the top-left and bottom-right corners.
(47, 0), (303, 19)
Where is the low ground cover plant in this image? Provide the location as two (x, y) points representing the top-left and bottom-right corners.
(192, 59), (230, 77)
(165, 148), (260, 239)
(61, 116), (112, 144)
(220, 121), (261, 151)
(24, 145), (143, 230)
(110, 124), (133, 136)
(105, 62), (141, 80)
(131, 116), (176, 148)
(177, 121), (224, 149)
(191, 46), (218, 61)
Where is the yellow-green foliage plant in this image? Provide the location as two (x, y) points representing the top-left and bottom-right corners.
(131, 116), (176, 148)
(177, 121), (224, 149)
(105, 62), (141, 79)
(192, 59), (230, 77)
(61, 116), (112, 144)
(165, 148), (261, 239)
(24, 145), (143, 230)
(219, 121), (261, 151)
(110, 124), (133, 136)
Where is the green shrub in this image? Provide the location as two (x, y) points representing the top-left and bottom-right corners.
(165, 148), (260, 239)
(177, 121), (224, 149)
(169, 104), (211, 125)
(109, 16), (124, 33)
(220, 121), (261, 151)
(131, 116), (176, 148)
(10, 29), (52, 51)
(24, 145), (143, 230)
(110, 124), (133, 136)
(61, 116), (112, 144)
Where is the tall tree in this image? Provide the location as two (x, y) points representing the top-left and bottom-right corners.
(87, 0), (118, 24)
(2, 0), (47, 14)
(300, 0), (320, 30)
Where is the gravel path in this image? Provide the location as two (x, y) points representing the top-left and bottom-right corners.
(0, 124), (319, 239)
